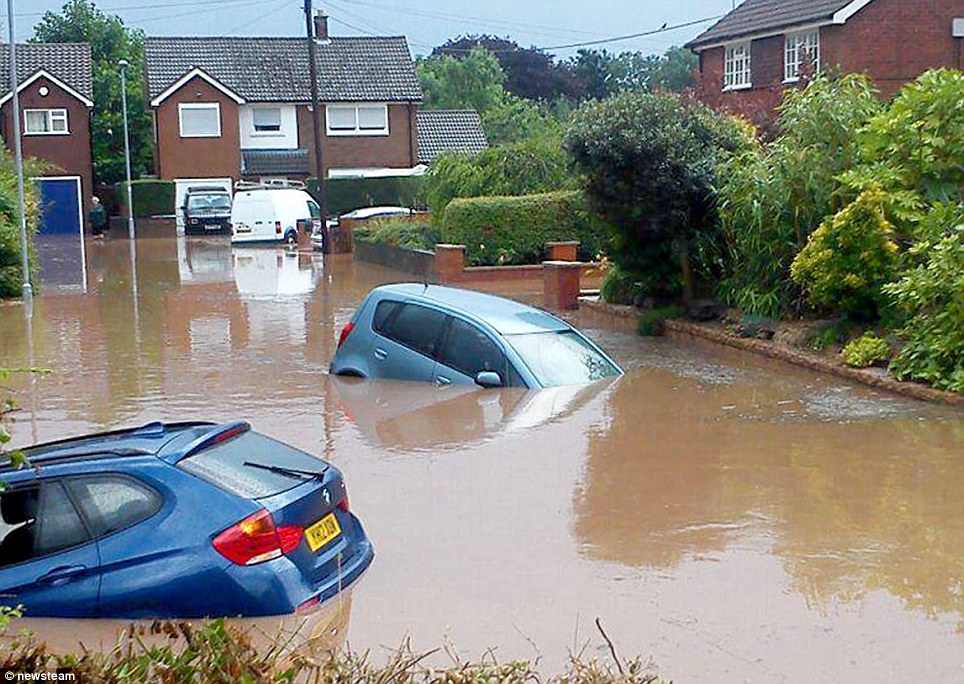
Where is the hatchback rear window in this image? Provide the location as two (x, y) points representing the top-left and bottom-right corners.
(178, 432), (326, 499)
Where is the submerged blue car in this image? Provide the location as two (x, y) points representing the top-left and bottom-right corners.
(0, 421), (373, 619)
(330, 284), (623, 389)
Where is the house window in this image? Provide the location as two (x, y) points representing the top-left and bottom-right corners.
(326, 104), (389, 136)
(723, 42), (752, 91)
(24, 108), (68, 135)
(785, 30), (820, 82)
(253, 107), (282, 133)
(179, 103), (221, 138)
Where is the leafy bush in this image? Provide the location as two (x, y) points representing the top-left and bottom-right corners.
(426, 133), (575, 221)
(791, 190), (899, 319)
(885, 226), (964, 393)
(117, 179), (175, 218)
(0, 153), (41, 298)
(841, 333), (891, 368)
(353, 218), (440, 252)
(858, 69), (964, 203)
(309, 176), (427, 217)
(442, 191), (609, 266)
(717, 74), (883, 317)
(638, 306), (684, 336)
(600, 264), (640, 305)
(566, 90), (751, 303)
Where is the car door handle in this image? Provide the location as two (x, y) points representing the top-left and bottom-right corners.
(436, 375), (451, 386)
(37, 565), (87, 587)
(373, 348), (388, 360)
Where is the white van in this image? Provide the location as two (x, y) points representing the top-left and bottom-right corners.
(230, 187), (322, 245)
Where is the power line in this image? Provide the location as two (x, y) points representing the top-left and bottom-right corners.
(225, 0), (297, 35)
(15, 0), (268, 19)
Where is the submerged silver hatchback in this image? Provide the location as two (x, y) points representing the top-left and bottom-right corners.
(329, 284), (622, 389)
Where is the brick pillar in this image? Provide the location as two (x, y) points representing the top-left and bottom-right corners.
(543, 261), (583, 310)
(434, 244), (466, 283)
(546, 241), (579, 262)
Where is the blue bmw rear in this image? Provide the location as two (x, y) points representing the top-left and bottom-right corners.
(0, 421), (373, 619)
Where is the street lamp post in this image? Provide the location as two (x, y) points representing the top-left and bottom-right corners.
(7, 0), (32, 300)
(119, 59), (135, 240)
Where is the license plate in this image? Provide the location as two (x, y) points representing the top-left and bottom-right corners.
(305, 513), (341, 552)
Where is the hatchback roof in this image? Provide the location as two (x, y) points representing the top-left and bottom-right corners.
(5, 421), (215, 470)
(376, 284), (569, 335)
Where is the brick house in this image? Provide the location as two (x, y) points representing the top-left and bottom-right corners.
(687, 0), (964, 124)
(0, 43), (94, 235)
(144, 32), (425, 194)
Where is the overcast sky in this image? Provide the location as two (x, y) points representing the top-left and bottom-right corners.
(12, 0), (738, 57)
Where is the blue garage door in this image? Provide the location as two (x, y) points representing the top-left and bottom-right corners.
(38, 177), (82, 235)
(35, 177), (87, 293)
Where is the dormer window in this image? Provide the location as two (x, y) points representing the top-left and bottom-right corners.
(785, 30), (820, 82)
(723, 42), (752, 91)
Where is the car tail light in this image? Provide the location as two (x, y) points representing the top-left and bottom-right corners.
(338, 495), (350, 512)
(275, 221), (282, 235)
(337, 322), (355, 349)
(212, 509), (303, 566)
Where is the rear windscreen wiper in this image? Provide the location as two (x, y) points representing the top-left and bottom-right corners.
(243, 461), (329, 480)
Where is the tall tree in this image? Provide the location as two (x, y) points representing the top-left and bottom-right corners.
(32, 0), (153, 184)
(434, 35), (580, 101)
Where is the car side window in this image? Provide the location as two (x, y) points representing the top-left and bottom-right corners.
(372, 300), (402, 334)
(439, 317), (509, 382)
(66, 476), (161, 539)
(0, 483), (90, 568)
(378, 303), (447, 359)
(36, 482), (90, 556)
(307, 200), (321, 220)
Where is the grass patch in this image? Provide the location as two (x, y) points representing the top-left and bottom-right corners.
(1, 619), (668, 684)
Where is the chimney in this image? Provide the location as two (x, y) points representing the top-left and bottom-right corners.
(313, 10), (330, 43)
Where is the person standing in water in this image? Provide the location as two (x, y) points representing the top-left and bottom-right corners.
(90, 196), (108, 239)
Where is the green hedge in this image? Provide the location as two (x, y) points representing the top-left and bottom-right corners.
(441, 191), (609, 266)
(307, 176), (427, 217)
(353, 218), (440, 252)
(116, 180), (175, 218)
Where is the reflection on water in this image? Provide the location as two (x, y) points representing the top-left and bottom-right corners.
(1, 236), (963, 682)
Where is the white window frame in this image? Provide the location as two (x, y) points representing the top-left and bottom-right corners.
(24, 108), (69, 136)
(252, 106), (283, 136)
(723, 42), (752, 91)
(784, 29), (820, 83)
(326, 104), (389, 137)
(178, 102), (222, 138)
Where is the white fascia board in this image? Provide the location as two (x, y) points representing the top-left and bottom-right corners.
(150, 68), (246, 107)
(0, 70), (94, 108)
(833, 0), (877, 24)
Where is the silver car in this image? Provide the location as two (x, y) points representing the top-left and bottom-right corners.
(330, 284), (622, 389)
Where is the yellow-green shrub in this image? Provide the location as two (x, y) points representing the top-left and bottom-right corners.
(791, 190), (899, 318)
(841, 333), (891, 368)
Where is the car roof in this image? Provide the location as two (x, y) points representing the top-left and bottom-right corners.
(375, 284), (569, 335)
(2, 421), (217, 472)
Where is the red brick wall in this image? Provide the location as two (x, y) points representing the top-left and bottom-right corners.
(297, 102), (417, 176)
(155, 75), (241, 181)
(823, 0), (964, 98)
(695, 0), (964, 121)
(0, 75), (94, 221)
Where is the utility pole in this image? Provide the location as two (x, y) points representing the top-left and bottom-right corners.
(7, 0), (32, 300)
(119, 59), (136, 240)
(303, 0), (328, 251)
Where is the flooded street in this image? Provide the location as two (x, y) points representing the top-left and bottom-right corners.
(2, 237), (963, 683)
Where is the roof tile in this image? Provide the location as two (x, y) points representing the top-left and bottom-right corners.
(416, 110), (488, 164)
(688, 0), (856, 49)
(0, 43), (93, 102)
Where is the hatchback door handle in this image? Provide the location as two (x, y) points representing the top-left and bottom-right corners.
(38, 565), (86, 587)
(436, 375), (451, 386)
(373, 348), (387, 360)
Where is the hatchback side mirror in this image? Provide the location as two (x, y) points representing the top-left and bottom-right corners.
(475, 371), (502, 389)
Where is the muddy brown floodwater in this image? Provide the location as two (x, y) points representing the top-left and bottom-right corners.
(2, 237), (963, 683)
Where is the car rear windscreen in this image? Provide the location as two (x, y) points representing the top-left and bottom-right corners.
(178, 432), (326, 499)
